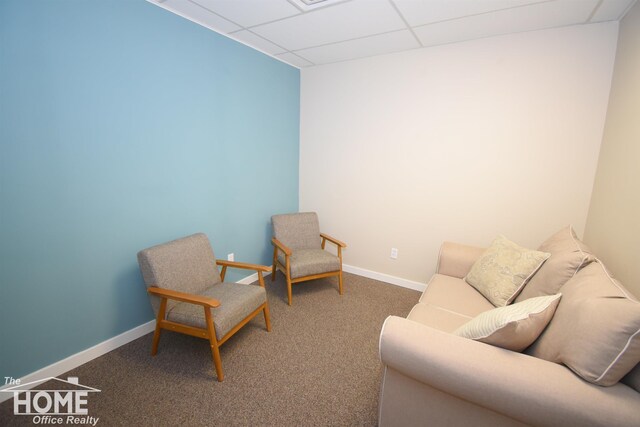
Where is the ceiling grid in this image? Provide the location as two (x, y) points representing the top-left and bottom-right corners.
(149, 0), (636, 68)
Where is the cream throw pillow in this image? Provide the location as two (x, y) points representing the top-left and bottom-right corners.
(465, 235), (550, 306)
(454, 294), (561, 352)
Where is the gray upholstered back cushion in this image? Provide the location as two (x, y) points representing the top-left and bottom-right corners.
(137, 233), (222, 297)
(272, 212), (321, 250)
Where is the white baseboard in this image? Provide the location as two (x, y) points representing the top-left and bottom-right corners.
(242, 264), (425, 293)
(236, 270), (271, 284)
(0, 267), (420, 403)
(343, 264), (427, 292)
(0, 320), (156, 403)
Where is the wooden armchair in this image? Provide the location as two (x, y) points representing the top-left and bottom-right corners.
(271, 212), (347, 305)
(137, 233), (271, 381)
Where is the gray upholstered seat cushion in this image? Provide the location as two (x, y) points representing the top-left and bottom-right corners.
(278, 248), (340, 279)
(167, 282), (267, 341)
(272, 212), (321, 250)
(137, 233), (222, 314)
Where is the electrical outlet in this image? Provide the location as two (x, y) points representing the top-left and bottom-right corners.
(227, 253), (234, 262)
(390, 248), (398, 259)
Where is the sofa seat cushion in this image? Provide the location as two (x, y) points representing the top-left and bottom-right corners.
(516, 226), (595, 302)
(278, 249), (340, 279)
(420, 274), (495, 318)
(527, 261), (640, 386)
(167, 282), (267, 341)
(407, 303), (472, 333)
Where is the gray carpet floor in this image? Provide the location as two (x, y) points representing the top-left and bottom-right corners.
(0, 272), (419, 426)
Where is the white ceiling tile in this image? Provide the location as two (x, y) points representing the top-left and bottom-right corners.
(276, 52), (314, 68)
(296, 30), (420, 64)
(252, 0), (407, 51)
(160, 0), (240, 33)
(191, 0), (301, 27)
(230, 30), (287, 55)
(392, 0), (542, 27)
(590, 0), (635, 22)
(289, 0), (351, 12)
(413, 0), (599, 47)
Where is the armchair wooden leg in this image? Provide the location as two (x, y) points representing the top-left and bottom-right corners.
(204, 307), (224, 381)
(286, 273), (293, 306)
(210, 342), (224, 382)
(338, 246), (344, 296)
(151, 298), (167, 356)
(263, 302), (272, 332)
(271, 247), (277, 282)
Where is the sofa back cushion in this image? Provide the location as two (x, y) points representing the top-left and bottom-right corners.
(527, 261), (640, 386)
(516, 226), (595, 302)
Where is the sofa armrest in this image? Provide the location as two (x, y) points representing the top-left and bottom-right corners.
(436, 241), (485, 278)
(379, 316), (640, 427)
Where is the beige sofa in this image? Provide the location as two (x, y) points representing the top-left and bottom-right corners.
(378, 230), (640, 426)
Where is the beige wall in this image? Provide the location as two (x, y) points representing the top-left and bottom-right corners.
(300, 23), (617, 283)
(584, 3), (640, 297)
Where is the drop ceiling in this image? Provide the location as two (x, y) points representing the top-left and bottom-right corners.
(149, 0), (636, 68)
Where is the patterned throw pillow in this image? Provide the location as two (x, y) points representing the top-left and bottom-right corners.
(454, 294), (561, 351)
(465, 235), (550, 306)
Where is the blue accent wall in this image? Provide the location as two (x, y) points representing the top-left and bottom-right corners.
(0, 0), (300, 378)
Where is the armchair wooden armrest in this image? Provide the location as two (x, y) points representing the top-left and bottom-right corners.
(320, 233), (347, 248)
(148, 287), (220, 308)
(271, 237), (292, 256)
(216, 259), (271, 287)
(216, 259), (271, 272)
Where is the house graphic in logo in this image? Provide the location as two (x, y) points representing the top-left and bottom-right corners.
(1, 376), (100, 418)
